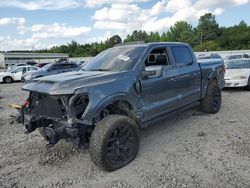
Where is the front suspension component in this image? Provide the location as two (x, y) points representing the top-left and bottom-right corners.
(44, 126), (79, 146)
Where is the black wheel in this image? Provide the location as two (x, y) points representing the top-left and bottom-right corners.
(3, 76), (13, 84)
(90, 115), (140, 171)
(244, 78), (250, 91)
(200, 81), (221, 114)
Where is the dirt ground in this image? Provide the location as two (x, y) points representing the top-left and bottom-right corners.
(0, 82), (250, 188)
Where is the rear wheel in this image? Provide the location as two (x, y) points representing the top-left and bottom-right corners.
(3, 76), (13, 84)
(90, 115), (140, 171)
(200, 81), (221, 114)
(244, 78), (250, 91)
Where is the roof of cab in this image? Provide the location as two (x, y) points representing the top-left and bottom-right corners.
(114, 42), (190, 48)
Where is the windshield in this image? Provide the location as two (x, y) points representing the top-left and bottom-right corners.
(6, 67), (19, 72)
(41, 63), (52, 70)
(226, 60), (250, 69)
(6, 68), (13, 72)
(226, 55), (242, 60)
(83, 46), (146, 72)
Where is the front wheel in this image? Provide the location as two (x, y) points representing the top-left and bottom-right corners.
(200, 81), (221, 114)
(90, 115), (140, 171)
(3, 76), (13, 84)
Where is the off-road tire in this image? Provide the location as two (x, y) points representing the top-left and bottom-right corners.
(3, 76), (13, 84)
(200, 81), (221, 114)
(90, 115), (140, 171)
(244, 78), (250, 91)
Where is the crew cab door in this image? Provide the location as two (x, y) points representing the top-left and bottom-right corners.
(170, 46), (201, 106)
(140, 47), (180, 122)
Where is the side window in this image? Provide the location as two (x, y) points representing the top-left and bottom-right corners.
(145, 48), (170, 67)
(171, 46), (193, 66)
(28, 67), (37, 71)
(243, 54), (249, 58)
(15, 68), (23, 73)
(51, 64), (61, 70)
(62, 64), (75, 69)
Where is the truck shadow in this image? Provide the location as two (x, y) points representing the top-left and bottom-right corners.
(223, 87), (248, 92)
(138, 106), (209, 152)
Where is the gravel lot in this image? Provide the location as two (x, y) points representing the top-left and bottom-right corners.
(0, 83), (250, 188)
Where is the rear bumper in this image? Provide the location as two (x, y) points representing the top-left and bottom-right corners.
(224, 79), (248, 87)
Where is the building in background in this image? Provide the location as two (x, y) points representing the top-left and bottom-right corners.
(0, 52), (69, 68)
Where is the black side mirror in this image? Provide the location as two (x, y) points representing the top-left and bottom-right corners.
(142, 70), (157, 77)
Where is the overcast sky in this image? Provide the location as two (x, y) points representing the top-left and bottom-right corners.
(0, 0), (249, 51)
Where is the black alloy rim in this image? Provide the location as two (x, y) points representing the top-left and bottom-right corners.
(106, 125), (136, 165)
(212, 87), (221, 109)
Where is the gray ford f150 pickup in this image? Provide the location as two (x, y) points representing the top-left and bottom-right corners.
(20, 42), (225, 171)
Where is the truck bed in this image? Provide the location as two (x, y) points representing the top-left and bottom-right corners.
(198, 58), (225, 98)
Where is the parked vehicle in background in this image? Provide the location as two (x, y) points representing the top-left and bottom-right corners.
(27, 61), (37, 66)
(22, 62), (80, 82)
(196, 53), (223, 60)
(36, 62), (51, 68)
(20, 42), (224, 171)
(76, 60), (86, 66)
(57, 58), (68, 63)
(224, 59), (250, 90)
(0, 66), (38, 83)
(225, 54), (250, 60)
(7, 63), (27, 71)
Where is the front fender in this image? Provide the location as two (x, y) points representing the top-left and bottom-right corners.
(81, 92), (141, 125)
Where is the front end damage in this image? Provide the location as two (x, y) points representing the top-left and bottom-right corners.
(20, 92), (92, 147)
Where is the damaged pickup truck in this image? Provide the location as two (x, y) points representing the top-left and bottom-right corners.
(19, 42), (225, 171)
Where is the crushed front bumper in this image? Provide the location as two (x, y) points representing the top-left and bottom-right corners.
(11, 91), (90, 147)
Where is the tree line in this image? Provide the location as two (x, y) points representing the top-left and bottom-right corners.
(24, 13), (250, 56)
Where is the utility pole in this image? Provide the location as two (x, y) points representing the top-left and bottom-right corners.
(200, 32), (203, 45)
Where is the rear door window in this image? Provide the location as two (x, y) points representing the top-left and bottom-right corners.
(171, 46), (193, 66)
(52, 64), (62, 70)
(28, 67), (37, 71)
(61, 64), (76, 69)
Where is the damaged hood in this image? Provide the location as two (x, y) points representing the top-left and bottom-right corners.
(22, 70), (133, 95)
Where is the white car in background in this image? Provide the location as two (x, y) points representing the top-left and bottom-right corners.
(224, 59), (250, 90)
(0, 65), (39, 83)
